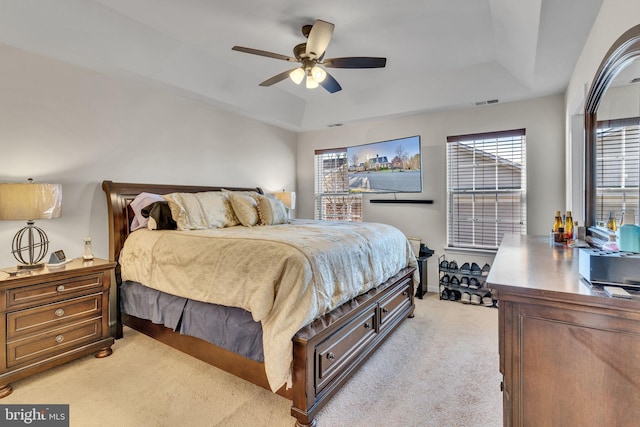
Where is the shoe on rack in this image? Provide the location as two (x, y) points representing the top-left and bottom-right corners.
(469, 277), (480, 290)
(449, 290), (461, 301)
(450, 276), (460, 287)
(460, 276), (469, 288)
(459, 262), (471, 274)
(471, 262), (482, 275)
(461, 292), (471, 304)
(481, 263), (491, 276)
(482, 293), (493, 307)
(448, 260), (458, 272)
(439, 259), (449, 270)
(441, 289), (449, 300)
(440, 274), (450, 286)
(470, 293), (482, 305)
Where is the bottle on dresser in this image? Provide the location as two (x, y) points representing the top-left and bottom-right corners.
(619, 211), (640, 253)
(553, 210), (564, 243)
(564, 211), (574, 242)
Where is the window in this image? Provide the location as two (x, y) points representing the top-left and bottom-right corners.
(446, 129), (526, 249)
(314, 148), (362, 221)
(596, 118), (640, 225)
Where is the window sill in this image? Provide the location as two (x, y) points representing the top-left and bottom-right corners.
(445, 246), (498, 256)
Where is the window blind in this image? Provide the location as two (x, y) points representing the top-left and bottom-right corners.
(314, 148), (362, 221)
(446, 129), (527, 249)
(596, 118), (640, 225)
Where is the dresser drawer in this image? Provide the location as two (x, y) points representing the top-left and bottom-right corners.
(6, 318), (102, 368)
(379, 277), (412, 329)
(7, 294), (102, 340)
(7, 273), (104, 310)
(315, 305), (377, 394)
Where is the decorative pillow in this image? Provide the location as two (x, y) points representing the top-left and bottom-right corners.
(227, 192), (260, 226)
(163, 191), (238, 230)
(129, 192), (166, 231)
(255, 193), (289, 225)
(141, 201), (177, 230)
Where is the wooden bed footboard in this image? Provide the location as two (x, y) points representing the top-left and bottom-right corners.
(102, 180), (416, 427)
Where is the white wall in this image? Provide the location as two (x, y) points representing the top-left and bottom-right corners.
(0, 43), (297, 268)
(297, 94), (566, 292)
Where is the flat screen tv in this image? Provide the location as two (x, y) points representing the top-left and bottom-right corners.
(347, 135), (422, 193)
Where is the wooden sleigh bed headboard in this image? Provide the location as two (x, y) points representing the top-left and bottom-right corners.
(101, 179), (415, 427)
(101, 180), (262, 264)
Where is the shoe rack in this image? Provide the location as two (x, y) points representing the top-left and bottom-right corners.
(438, 255), (496, 308)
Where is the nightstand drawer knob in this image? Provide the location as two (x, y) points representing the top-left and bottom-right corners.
(55, 335), (64, 343)
(55, 309), (65, 317)
(56, 285), (65, 292)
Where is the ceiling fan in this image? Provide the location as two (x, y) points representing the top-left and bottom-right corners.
(232, 19), (386, 93)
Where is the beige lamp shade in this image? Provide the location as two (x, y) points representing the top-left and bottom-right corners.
(0, 182), (62, 220)
(273, 191), (296, 210)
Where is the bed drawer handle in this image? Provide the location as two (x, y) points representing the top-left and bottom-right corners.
(326, 352), (335, 360)
(57, 285), (65, 292)
(54, 308), (65, 317)
(364, 322), (371, 329)
(55, 335), (64, 343)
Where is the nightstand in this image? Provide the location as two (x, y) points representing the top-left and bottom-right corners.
(0, 258), (115, 397)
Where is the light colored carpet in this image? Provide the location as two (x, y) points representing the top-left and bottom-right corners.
(3, 293), (501, 426)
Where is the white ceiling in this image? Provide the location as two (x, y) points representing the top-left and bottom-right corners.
(0, 0), (603, 131)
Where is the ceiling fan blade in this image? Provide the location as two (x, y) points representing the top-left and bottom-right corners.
(232, 46), (297, 62)
(306, 20), (334, 59)
(319, 72), (342, 93)
(259, 68), (300, 87)
(323, 57), (387, 69)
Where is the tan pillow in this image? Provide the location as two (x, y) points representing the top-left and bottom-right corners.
(255, 193), (289, 225)
(227, 192), (260, 226)
(163, 192), (238, 230)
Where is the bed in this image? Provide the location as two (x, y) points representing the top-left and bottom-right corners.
(102, 180), (417, 427)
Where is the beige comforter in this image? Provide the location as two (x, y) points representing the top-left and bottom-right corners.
(119, 219), (418, 392)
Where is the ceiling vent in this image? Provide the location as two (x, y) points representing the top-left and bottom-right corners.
(474, 99), (499, 106)
(631, 77), (640, 84)
(327, 123), (344, 127)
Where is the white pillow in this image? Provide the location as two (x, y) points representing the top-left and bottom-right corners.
(130, 192), (165, 231)
(163, 191), (238, 230)
(255, 193), (289, 225)
(227, 192), (260, 226)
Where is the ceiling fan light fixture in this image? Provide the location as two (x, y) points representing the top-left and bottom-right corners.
(290, 68), (305, 85)
(306, 75), (319, 89)
(310, 66), (327, 83)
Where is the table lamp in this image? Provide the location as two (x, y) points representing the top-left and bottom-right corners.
(0, 178), (62, 269)
(273, 191), (296, 210)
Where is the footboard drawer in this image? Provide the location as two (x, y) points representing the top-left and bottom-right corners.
(379, 277), (413, 330)
(315, 305), (377, 393)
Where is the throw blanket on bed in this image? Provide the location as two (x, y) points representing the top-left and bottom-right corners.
(119, 219), (418, 392)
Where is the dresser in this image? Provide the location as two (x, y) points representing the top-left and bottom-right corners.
(488, 234), (640, 426)
(0, 258), (115, 397)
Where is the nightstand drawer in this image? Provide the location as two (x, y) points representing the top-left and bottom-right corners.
(7, 318), (102, 368)
(7, 274), (104, 309)
(7, 294), (102, 340)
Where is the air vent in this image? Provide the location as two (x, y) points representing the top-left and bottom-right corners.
(631, 77), (640, 84)
(327, 123), (344, 127)
(474, 99), (499, 106)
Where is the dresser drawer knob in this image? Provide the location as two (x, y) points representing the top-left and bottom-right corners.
(382, 308), (389, 314)
(55, 335), (64, 343)
(402, 291), (408, 297)
(364, 322), (371, 329)
(55, 308), (65, 317)
(326, 352), (335, 360)
(56, 285), (65, 292)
